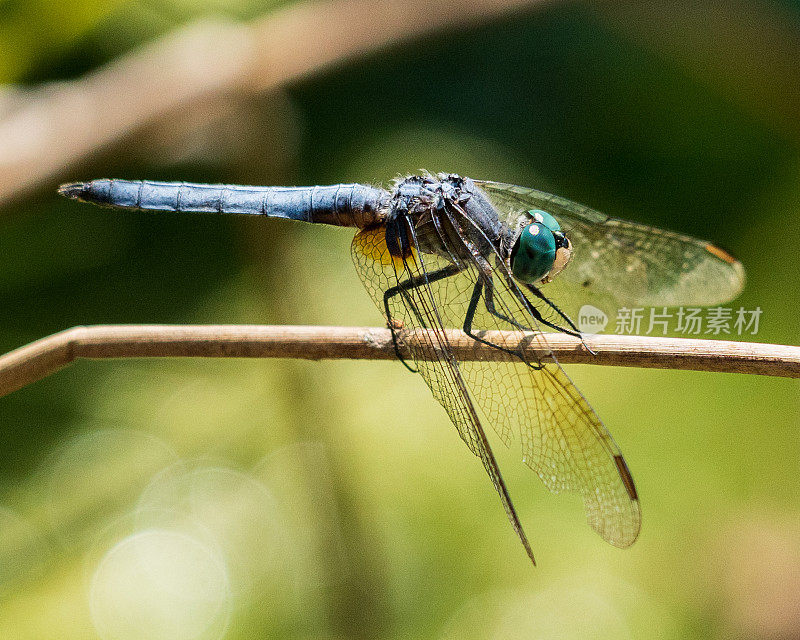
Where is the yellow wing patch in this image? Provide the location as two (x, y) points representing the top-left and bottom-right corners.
(353, 226), (418, 270)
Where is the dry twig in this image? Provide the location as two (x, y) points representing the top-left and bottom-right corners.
(1, 324), (797, 399)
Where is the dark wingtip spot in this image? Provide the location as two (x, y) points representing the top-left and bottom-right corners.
(614, 455), (638, 501)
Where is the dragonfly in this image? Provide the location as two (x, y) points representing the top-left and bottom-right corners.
(59, 173), (745, 564)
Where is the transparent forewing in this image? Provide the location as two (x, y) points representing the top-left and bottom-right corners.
(475, 180), (745, 309)
(351, 225), (641, 549)
(352, 227), (536, 562)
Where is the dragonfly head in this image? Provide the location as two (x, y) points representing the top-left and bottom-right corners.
(510, 209), (572, 284)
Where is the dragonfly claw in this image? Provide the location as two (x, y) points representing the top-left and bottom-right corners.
(580, 336), (597, 356)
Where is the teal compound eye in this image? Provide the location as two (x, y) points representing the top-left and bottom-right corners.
(527, 209), (561, 233)
(510, 222), (557, 284)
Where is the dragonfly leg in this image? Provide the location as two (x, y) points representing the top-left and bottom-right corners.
(523, 284), (595, 353)
(482, 277), (530, 332)
(462, 277), (544, 369)
(501, 276), (582, 338)
(524, 284), (581, 334)
(383, 263), (462, 371)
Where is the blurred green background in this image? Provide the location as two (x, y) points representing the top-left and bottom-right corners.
(1, 0), (799, 638)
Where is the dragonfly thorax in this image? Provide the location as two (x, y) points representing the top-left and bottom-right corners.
(385, 174), (503, 263)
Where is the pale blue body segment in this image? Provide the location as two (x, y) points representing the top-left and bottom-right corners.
(58, 179), (389, 228)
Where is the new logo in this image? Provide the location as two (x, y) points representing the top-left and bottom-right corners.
(577, 305), (608, 335)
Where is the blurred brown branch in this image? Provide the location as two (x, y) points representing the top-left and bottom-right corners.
(1, 324), (797, 399)
(0, 0), (545, 205)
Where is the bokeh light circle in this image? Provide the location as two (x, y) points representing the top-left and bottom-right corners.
(136, 461), (285, 597)
(90, 529), (231, 640)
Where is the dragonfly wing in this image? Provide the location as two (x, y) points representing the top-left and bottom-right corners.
(352, 223), (641, 550)
(475, 180), (745, 310)
(351, 226), (537, 563)
(456, 272), (641, 547)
